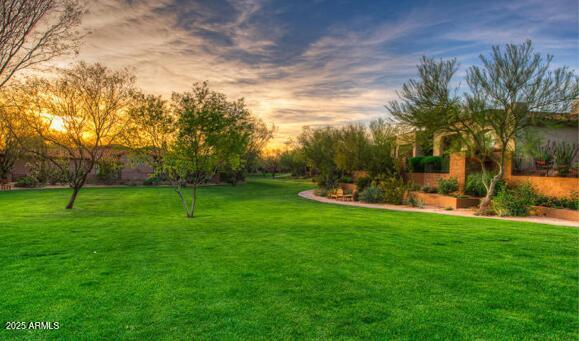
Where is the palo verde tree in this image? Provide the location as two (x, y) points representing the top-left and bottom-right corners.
(5, 62), (134, 209)
(334, 124), (369, 175)
(366, 118), (402, 177)
(0, 0), (83, 88)
(465, 40), (578, 211)
(164, 82), (255, 218)
(298, 126), (340, 188)
(389, 40), (578, 213)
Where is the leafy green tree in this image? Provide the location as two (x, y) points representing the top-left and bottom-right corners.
(389, 40), (578, 213)
(366, 119), (399, 177)
(279, 144), (308, 177)
(465, 41), (577, 211)
(298, 127), (340, 188)
(335, 124), (369, 174)
(164, 82), (255, 218)
(216, 98), (256, 185)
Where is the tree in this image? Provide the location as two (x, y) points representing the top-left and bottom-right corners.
(0, 106), (23, 180)
(366, 118), (400, 177)
(4, 62), (134, 208)
(389, 41), (578, 213)
(262, 148), (282, 178)
(244, 120), (274, 174)
(217, 98), (258, 185)
(334, 124), (369, 174)
(298, 126), (340, 188)
(387, 56), (459, 134)
(164, 82), (253, 218)
(465, 40), (578, 211)
(279, 141), (308, 177)
(0, 0), (83, 88)
(125, 91), (174, 174)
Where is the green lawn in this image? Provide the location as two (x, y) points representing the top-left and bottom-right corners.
(0, 178), (577, 339)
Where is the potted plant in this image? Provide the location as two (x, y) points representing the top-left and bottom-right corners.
(554, 142), (578, 177)
(533, 141), (555, 170)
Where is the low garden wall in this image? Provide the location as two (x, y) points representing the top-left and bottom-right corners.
(505, 175), (578, 198)
(503, 157), (578, 198)
(531, 206), (579, 221)
(411, 192), (479, 210)
(409, 173), (450, 188)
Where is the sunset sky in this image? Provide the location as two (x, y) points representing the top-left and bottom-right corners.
(53, 0), (577, 143)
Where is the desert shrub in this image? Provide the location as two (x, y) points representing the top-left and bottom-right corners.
(96, 158), (123, 184)
(315, 173), (340, 190)
(355, 176), (372, 191)
(464, 172), (506, 197)
(409, 182), (421, 191)
(408, 157), (425, 172)
(492, 183), (536, 216)
(408, 156), (449, 173)
(535, 194), (579, 211)
(340, 175), (353, 183)
(314, 188), (329, 197)
(358, 186), (384, 203)
(220, 170), (245, 185)
(554, 141), (578, 176)
(26, 160), (67, 185)
(437, 177), (458, 195)
(143, 175), (161, 186)
(421, 185), (437, 193)
(421, 156), (442, 172)
(465, 173), (487, 197)
(380, 176), (407, 204)
(14, 176), (40, 188)
(406, 193), (423, 208)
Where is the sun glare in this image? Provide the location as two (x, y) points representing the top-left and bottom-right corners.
(42, 113), (66, 132)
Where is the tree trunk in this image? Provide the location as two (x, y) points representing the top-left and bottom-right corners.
(65, 186), (81, 209)
(477, 155), (505, 215)
(175, 185), (189, 216)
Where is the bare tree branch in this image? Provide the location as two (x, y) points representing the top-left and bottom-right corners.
(0, 0), (83, 88)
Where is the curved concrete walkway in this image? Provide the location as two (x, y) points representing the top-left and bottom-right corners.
(299, 190), (579, 228)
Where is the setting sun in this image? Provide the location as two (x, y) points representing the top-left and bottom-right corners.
(41, 113), (66, 132)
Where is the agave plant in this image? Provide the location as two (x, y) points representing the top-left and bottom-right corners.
(533, 140), (555, 169)
(554, 141), (578, 176)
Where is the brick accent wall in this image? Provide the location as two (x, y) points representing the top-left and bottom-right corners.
(503, 157), (578, 198)
(409, 172), (449, 188)
(449, 152), (467, 191)
(410, 153), (577, 198)
(411, 153), (467, 190)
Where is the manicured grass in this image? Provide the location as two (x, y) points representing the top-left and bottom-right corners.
(0, 178), (577, 339)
